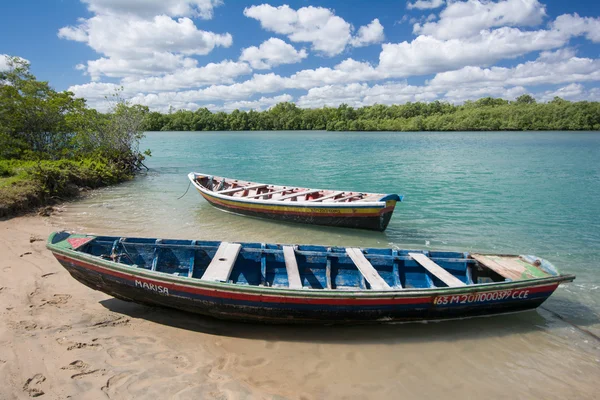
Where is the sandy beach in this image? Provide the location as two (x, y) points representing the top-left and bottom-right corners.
(0, 213), (599, 399)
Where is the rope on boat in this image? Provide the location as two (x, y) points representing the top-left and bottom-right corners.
(177, 181), (192, 200)
(540, 306), (600, 342)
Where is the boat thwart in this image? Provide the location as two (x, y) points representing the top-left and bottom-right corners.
(47, 232), (575, 324)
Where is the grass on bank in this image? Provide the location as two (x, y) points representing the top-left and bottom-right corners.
(0, 159), (134, 218)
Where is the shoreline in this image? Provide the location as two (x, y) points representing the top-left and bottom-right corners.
(0, 214), (251, 399)
(1, 213), (599, 398)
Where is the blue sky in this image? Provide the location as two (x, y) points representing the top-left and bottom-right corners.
(1, 0), (599, 111)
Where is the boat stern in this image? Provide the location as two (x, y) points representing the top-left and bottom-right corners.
(376, 194), (403, 231)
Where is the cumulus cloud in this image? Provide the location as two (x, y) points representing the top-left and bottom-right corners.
(1, 54), (23, 71)
(379, 27), (568, 77)
(350, 19), (385, 47)
(243, 4), (352, 56)
(535, 83), (600, 102)
(122, 60), (252, 92)
(244, 5), (385, 56)
(81, 0), (223, 19)
(414, 0), (547, 40)
(84, 53), (199, 80)
(443, 85), (527, 103)
(239, 38), (307, 69)
(296, 82), (438, 108)
(551, 13), (600, 43)
(70, 44), (600, 111)
(61, 1), (600, 112)
(219, 94), (294, 112)
(428, 49), (600, 88)
(59, 2), (232, 80)
(407, 0), (445, 10)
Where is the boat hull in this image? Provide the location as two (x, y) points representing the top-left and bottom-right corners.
(53, 252), (564, 324)
(197, 188), (397, 231)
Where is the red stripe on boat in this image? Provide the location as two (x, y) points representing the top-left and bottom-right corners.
(202, 194), (393, 218)
(54, 253), (558, 306)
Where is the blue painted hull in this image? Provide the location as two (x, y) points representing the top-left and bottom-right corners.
(55, 254), (563, 324)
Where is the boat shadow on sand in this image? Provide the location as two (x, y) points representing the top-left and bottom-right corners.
(99, 297), (599, 344)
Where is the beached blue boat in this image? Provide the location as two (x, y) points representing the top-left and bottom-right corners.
(47, 232), (574, 324)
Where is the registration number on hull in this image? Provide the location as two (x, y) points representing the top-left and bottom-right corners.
(433, 288), (530, 306)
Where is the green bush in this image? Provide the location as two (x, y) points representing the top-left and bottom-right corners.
(0, 161), (13, 177)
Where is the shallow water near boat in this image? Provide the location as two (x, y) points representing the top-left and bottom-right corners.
(50, 131), (600, 398)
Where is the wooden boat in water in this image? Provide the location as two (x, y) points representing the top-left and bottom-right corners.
(188, 172), (403, 231)
(48, 232), (575, 324)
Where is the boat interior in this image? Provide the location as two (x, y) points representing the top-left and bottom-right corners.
(194, 175), (388, 203)
(77, 236), (555, 291)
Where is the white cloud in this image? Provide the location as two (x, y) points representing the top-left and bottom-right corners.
(243, 5), (385, 55)
(407, 0), (445, 10)
(58, 22), (89, 42)
(415, 0), (547, 40)
(68, 57), (387, 109)
(296, 83), (369, 108)
(68, 81), (123, 111)
(0, 56), (9, 72)
(1, 54), (22, 71)
(288, 59), (385, 89)
(429, 49), (600, 88)
(84, 53), (199, 80)
(61, 2), (600, 113)
(244, 4), (352, 56)
(551, 13), (600, 43)
(68, 61), (253, 103)
(122, 60), (252, 92)
(60, 15), (232, 58)
(239, 38), (307, 70)
(536, 83), (600, 102)
(81, 0), (223, 19)
(379, 27), (567, 77)
(70, 41), (600, 111)
(536, 83), (584, 102)
(350, 19), (385, 47)
(219, 94), (294, 112)
(296, 81), (439, 109)
(59, 2), (232, 80)
(443, 85), (527, 103)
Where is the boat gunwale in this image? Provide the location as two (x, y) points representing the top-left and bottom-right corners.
(188, 172), (402, 208)
(47, 234), (575, 299)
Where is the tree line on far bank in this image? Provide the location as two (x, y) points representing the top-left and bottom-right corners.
(142, 96), (600, 132)
(0, 57), (149, 217)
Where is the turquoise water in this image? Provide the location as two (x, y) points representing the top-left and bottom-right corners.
(54, 131), (600, 327)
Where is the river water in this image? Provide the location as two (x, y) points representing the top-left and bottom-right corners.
(51, 131), (600, 398)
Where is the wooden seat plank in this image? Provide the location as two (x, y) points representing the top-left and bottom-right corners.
(201, 242), (241, 282)
(308, 191), (344, 202)
(283, 246), (303, 289)
(408, 253), (465, 287)
(333, 193), (364, 202)
(245, 187), (290, 199)
(277, 189), (321, 201)
(346, 248), (391, 290)
(470, 254), (543, 281)
(217, 184), (267, 195)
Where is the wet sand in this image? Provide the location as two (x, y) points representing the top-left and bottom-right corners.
(1, 215), (599, 399)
